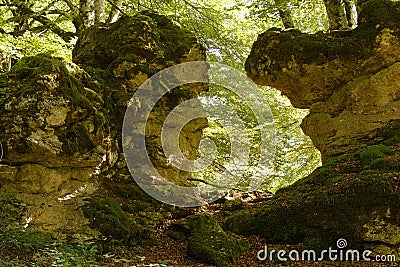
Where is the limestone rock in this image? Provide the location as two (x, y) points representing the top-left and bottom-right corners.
(363, 211), (400, 245)
(303, 62), (400, 159)
(245, 0), (400, 161)
(0, 12), (207, 239)
(73, 11), (208, 186)
(244, 0), (400, 256)
(0, 55), (108, 238)
(241, 145), (400, 255)
(169, 214), (250, 266)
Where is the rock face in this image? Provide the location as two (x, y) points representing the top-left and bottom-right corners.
(0, 12), (206, 239)
(242, 0), (400, 259)
(245, 0), (400, 161)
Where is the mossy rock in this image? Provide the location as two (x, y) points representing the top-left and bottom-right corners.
(83, 197), (155, 246)
(222, 198), (244, 211)
(359, 144), (394, 170)
(223, 210), (254, 236)
(7, 55), (104, 110)
(186, 214), (250, 266)
(73, 12), (198, 71)
(375, 119), (400, 146)
(83, 198), (132, 242)
(249, 144), (400, 250)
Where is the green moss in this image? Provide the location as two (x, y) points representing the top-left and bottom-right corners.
(222, 198), (243, 211)
(8, 55), (105, 114)
(250, 144), (400, 250)
(376, 120), (400, 146)
(359, 145), (393, 170)
(102, 177), (158, 204)
(93, 111), (107, 132)
(223, 210), (253, 236)
(186, 214), (250, 267)
(122, 200), (152, 213)
(83, 198), (132, 244)
(83, 197), (157, 248)
(247, 1), (400, 78)
(149, 12), (197, 62)
(62, 124), (94, 155)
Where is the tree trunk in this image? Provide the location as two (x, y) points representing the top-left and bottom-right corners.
(79, 0), (95, 28)
(322, 0), (349, 30)
(93, 0), (105, 23)
(279, 8), (295, 29)
(343, 0), (357, 28)
(107, 0), (123, 23)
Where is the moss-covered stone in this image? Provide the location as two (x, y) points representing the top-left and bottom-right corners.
(222, 198), (244, 211)
(376, 119), (400, 146)
(186, 214), (250, 267)
(223, 210), (254, 236)
(245, 0), (400, 162)
(359, 145), (394, 170)
(248, 144), (400, 252)
(1, 11), (207, 243)
(73, 11), (198, 71)
(83, 198), (132, 242)
(83, 197), (155, 246)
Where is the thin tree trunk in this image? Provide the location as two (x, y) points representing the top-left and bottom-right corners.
(107, 0), (123, 23)
(322, 0), (349, 30)
(93, 0), (105, 23)
(79, 0), (95, 28)
(343, 0), (357, 28)
(279, 8), (295, 29)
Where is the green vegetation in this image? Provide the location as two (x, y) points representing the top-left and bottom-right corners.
(359, 144), (394, 170)
(241, 143), (400, 250)
(0, 195), (101, 267)
(170, 213), (250, 266)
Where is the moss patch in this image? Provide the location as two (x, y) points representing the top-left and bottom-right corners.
(83, 197), (155, 247)
(185, 214), (250, 267)
(62, 124), (94, 155)
(249, 144), (400, 250)
(73, 12), (198, 71)
(359, 144), (394, 170)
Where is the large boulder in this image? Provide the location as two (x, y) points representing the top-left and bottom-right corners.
(0, 12), (207, 239)
(243, 0), (400, 259)
(245, 0), (400, 161)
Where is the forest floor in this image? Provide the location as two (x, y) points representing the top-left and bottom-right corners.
(100, 198), (397, 267)
(101, 232), (397, 266)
